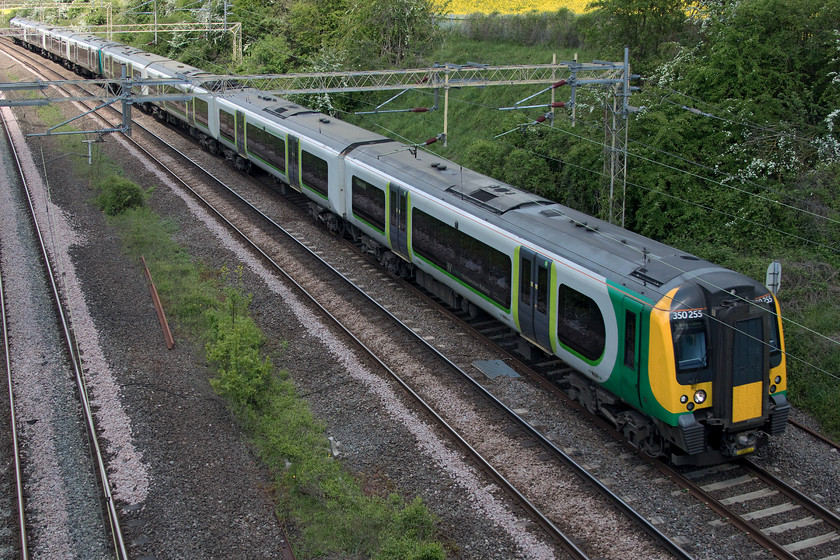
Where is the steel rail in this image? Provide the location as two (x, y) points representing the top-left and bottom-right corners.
(0, 78), (128, 559)
(0, 108), (29, 559)
(788, 418), (840, 452)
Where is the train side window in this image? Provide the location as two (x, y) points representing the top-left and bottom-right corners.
(624, 311), (636, 368)
(132, 69), (142, 95)
(767, 303), (782, 368)
(219, 109), (235, 143)
(167, 86), (187, 117)
(536, 263), (548, 314)
(351, 176), (385, 233)
(246, 123), (285, 173)
(557, 284), (605, 361)
(301, 150), (329, 198)
(413, 209), (511, 309)
(194, 97), (209, 129)
(520, 256), (531, 306)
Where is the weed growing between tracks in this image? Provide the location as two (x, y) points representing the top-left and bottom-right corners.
(95, 185), (446, 558)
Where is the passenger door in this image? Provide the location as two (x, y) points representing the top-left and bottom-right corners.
(388, 183), (409, 259)
(518, 247), (552, 352)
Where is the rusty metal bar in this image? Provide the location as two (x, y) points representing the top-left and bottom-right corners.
(141, 256), (174, 349)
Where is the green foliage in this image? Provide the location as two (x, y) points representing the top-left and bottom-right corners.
(461, 9), (582, 47)
(339, 0), (442, 67)
(94, 175), (148, 216)
(581, 0), (691, 66)
(206, 265), (273, 414)
(238, 34), (293, 77)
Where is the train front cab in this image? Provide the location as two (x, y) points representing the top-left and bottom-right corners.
(647, 281), (790, 465)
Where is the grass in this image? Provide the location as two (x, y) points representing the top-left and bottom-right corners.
(339, 34), (595, 162)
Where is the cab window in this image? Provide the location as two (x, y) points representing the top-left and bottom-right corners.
(673, 320), (711, 384)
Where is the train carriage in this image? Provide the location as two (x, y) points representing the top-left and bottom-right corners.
(8, 16), (790, 465)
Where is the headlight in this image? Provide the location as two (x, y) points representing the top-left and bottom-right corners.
(694, 390), (707, 404)
(775, 376), (782, 384)
(680, 395), (688, 404)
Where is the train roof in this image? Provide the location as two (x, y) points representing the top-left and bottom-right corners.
(347, 139), (746, 301)
(145, 58), (216, 80)
(106, 45), (171, 68)
(220, 91), (387, 152)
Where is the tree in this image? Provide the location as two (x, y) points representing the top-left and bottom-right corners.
(582, 0), (690, 64)
(340, 0), (440, 67)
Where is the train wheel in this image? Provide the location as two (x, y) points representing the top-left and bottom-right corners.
(639, 434), (665, 458)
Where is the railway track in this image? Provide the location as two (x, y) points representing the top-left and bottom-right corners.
(663, 459), (840, 560)
(0, 144), (27, 558)
(0, 96), (126, 558)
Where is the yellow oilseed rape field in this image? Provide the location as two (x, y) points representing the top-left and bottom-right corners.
(441, 0), (591, 15)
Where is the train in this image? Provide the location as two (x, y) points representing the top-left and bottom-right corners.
(9, 16), (790, 466)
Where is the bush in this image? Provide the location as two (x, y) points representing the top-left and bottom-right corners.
(95, 175), (147, 215)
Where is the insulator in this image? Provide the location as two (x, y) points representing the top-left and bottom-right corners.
(552, 79), (568, 89)
(535, 115), (548, 123)
(411, 107), (429, 112)
(424, 137), (438, 145)
(551, 101), (566, 108)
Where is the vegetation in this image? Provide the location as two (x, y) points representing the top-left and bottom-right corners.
(442, 0), (592, 15)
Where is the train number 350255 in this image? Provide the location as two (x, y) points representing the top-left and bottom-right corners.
(671, 309), (704, 320)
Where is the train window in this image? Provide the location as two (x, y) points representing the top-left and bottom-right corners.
(166, 86), (187, 117)
(194, 98), (209, 129)
(673, 321), (708, 374)
(557, 284), (605, 361)
(219, 109), (235, 143)
(351, 176), (385, 233)
(624, 311), (636, 368)
(413, 209), (512, 309)
(246, 123), (286, 173)
(301, 150), (328, 197)
(132, 69), (142, 95)
(519, 256), (531, 306)
(536, 263), (548, 314)
(766, 303), (782, 368)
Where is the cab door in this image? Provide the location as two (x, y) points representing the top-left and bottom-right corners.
(518, 247), (552, 352)
(620, 297), (643, 409)
(388, 183), (409, 259)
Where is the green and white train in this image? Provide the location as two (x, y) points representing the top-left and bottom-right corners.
(12, 17), (790, 464)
